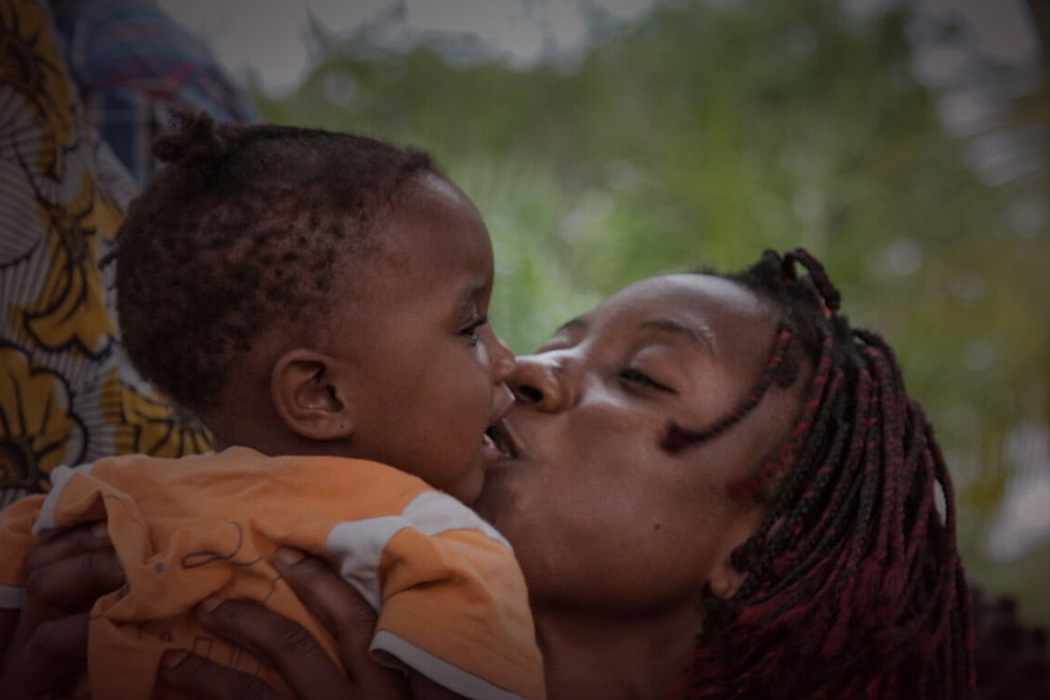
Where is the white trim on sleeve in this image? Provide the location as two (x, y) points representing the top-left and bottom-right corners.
(323, 490), (512, 610)
(325, 515), (407, 610)
(31, 463), (94, 536)
(371, 629), (530, 700)
(400, 491), (511, 547)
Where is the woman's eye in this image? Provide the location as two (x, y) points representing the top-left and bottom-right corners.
(459, 316), (488, 346)
(619, 368), (673, 393)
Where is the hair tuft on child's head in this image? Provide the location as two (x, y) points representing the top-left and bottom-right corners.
(151, 112), (232, 170)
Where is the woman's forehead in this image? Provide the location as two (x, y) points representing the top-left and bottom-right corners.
(553, 274), (778, 370)
(593, 274), (771, 326)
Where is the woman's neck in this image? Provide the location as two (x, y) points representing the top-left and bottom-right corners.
(532, 603), (699, 700)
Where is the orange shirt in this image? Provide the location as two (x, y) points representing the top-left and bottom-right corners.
(0, 447), (544, 700)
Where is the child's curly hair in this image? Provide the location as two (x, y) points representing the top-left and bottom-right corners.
(113, 114), (440, 411)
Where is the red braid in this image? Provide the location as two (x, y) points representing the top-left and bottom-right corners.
(681, 249), (976, 699)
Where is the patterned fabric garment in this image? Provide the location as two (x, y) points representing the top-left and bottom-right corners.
(50, 0), (258, 186)
(0, 0), (213, 509)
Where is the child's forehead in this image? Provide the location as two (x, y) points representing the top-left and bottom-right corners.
(378, 179), (488, 255)
(325, 179), (492, 296)
(408, 172), (483, 218)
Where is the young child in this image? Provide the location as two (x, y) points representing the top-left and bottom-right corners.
(0, 115), (543, 700)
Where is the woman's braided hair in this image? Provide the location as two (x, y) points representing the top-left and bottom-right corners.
(672, 249), (976, 698)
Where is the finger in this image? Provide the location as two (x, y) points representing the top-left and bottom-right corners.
(7, 550), (124, 665)
(272, 548), (378, 639)
(26, 522), (110, 572)
(0, 613), (89, 697)
(159, 650), (287, 700)
(194, 599), (354, 699)
(271, 548), (409, 698)
(23, 549), (124, 616)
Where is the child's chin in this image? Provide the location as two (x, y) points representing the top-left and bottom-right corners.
(449, 467), (485, 506)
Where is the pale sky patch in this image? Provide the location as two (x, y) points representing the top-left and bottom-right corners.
(159, 0), (659, 90)
(159, 0), (1040, 92)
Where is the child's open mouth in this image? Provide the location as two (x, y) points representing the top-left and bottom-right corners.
(483, 421), (517, 462)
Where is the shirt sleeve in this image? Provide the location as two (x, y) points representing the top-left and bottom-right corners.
(324, 490), (545, 700)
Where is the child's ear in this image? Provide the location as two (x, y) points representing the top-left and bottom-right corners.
(271, 349), (355, 441)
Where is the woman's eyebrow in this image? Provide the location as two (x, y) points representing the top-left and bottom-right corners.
(639, 319), (714, 353)
(554, 317), (586, 334)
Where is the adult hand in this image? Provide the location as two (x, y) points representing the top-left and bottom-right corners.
(159, 547), (412, 700)
(0, 522), (125, 700)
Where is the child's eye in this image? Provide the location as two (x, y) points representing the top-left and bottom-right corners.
(619, 368), (674, 393)
(459, 315), (488, 346)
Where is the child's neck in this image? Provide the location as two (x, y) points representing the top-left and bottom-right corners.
(201, 397), (331, 458)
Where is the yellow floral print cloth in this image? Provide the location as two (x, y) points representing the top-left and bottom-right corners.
(0, 0), (211, 507)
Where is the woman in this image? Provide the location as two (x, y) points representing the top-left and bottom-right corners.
(1, 250), (976, 699)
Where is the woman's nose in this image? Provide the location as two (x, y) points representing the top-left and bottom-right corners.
(508, 353), (576, 411)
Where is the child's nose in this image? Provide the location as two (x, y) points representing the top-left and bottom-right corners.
(488, 330), (516, 384)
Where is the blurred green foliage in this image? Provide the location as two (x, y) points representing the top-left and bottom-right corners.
(252, 0), (1049, 623)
